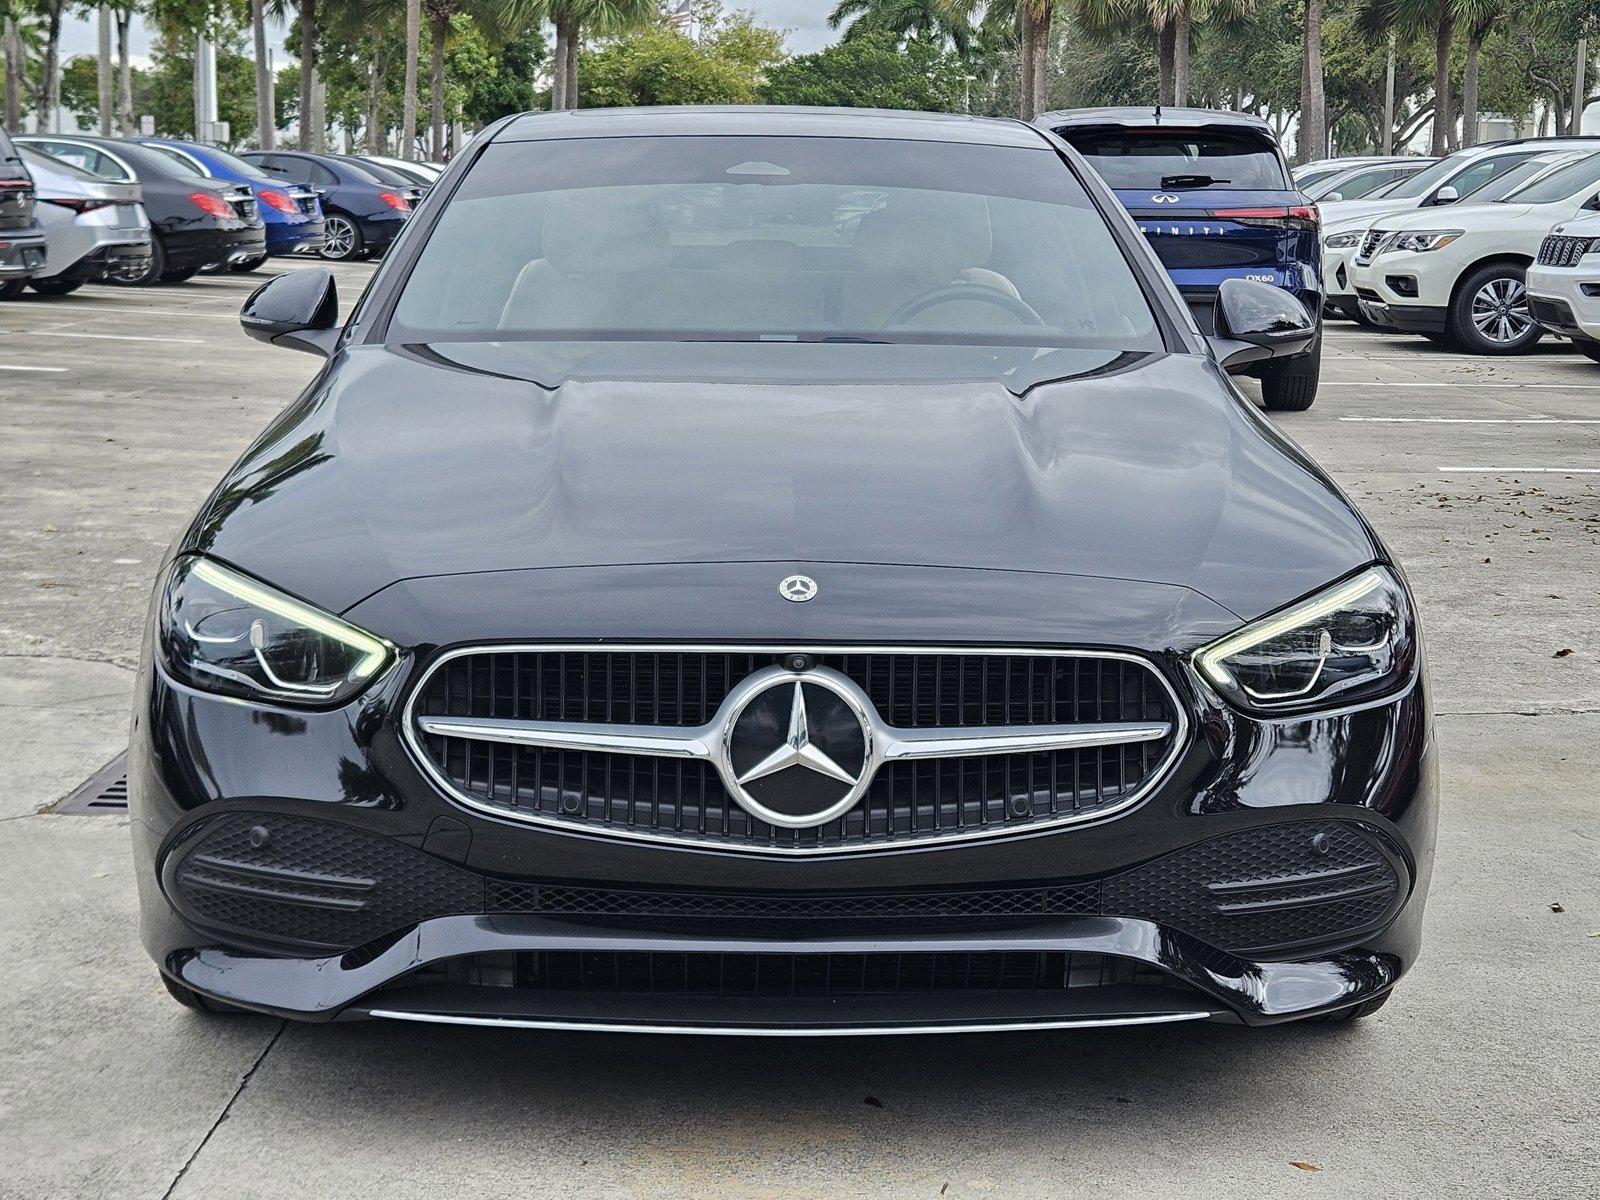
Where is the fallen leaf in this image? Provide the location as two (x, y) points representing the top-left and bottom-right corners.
(1554, 649), (1574, 658)
(1290, 1161), (1321, 1173)
(941, 1186), (949, 1196)
(1551, 903), (1566, 913)
(864, 1095), (883, 1108)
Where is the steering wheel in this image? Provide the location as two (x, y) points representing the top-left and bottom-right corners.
(881, 283), (1047, 329)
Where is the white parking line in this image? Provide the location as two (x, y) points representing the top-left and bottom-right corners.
(5, 330), (206, 344)
(0, 363), (67, 372)
(1322, 381), (1600, 389)
(1342, 417), (1600, 424)
(1436, 467), (1600, 473)
(6, 305), (238, 319)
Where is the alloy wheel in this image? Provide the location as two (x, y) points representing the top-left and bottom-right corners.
(1469, 277), (1534, 346)
(321, 217), (357, 260)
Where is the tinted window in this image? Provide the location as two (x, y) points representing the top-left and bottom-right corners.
(0, 127), (23, 173)
(29, 140), (130, 180)
(343, 157), (410, 186)
(143, 143), (207, 175)
(1056, 128), (1288, 190)
(1503, 151), (1600, 204)
(391, 136), (1160, 352)
(1306, 164), (1419, 201)
(1465, 155), (1580, 203)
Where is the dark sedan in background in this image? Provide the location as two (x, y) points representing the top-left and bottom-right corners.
(0, 125), (49, 298)
(137, 108), (1433, 1036)
(134, 139), (325, 269)
(17, 133), (264, 284)
(240, 149), (411, 261)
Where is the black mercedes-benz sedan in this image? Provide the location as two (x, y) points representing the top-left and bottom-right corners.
(134, 107), (1435, 1036)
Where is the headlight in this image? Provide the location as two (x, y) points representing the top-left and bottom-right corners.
(1324, 230), (1361, 249)
(1194, 567), (1416, 716)
(159, 557), (394, 706)
(1382, 229), (1462, 254)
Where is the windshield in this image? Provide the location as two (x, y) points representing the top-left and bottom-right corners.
(1503, 151), (1600, 204)
(1057, 128), (1287, 190)
(389, 136), (1161, 351)
(1470, 155), (1581, 203)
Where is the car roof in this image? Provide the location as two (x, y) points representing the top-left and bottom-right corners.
(1034, 106), (1272, 132)
(494, 106), (1048, 149)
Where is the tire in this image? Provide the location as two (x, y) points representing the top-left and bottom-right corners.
(160, 267), (200, 284)
(1575, 341), (1600, 363)
(110, 238), (165, 287)
(230, 255), (268, 273)
(1258, 329), (1322, 412)
(0, 279), (27, 300)
(158, 971), (247, 1015)
(319, 214), (364, 262)
(1311, 991), (1392, 1023)
(28, 278), (84, 296)
(1448, 262), (1543, 354)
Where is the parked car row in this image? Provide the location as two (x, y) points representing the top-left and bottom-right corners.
(1315, 137), (1600, 357)
(0, 127), (438, 297)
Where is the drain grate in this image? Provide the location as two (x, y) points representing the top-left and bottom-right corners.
(54, 751), (130, 815)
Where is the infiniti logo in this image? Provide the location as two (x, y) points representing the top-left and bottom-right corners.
(1151, 193), (1180, 204)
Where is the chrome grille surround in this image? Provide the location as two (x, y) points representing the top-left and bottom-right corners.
(401, 645), (1190, 856)
(1355, 228), (1389, 266)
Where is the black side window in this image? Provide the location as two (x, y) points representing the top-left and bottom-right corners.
(308, 163), (338, 187)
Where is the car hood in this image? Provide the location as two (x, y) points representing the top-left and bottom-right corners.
(1375, 201), (1573, 234)
(1318, 197), (1422, 226)
(187, 340), (1378, 623)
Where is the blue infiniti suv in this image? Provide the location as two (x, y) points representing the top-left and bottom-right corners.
(1038, 107), (1323, 411)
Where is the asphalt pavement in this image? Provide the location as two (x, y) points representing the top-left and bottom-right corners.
(0, 264), (1595, 1198)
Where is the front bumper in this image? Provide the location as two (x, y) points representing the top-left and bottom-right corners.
(1526, 259), (1600, 341)
(132, 621), (1436, 1034)
(0, 229), (47, 278)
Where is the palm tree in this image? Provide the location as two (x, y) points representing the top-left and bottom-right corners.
(298, 0), (318, 148)
(827, 0), (978, 57)
(402, 0), (419, 156)
(536, 0), (653, 111)
(35, 0), (64, 132)
(1, 3), (26, 131)
(111, 1), (133, 133)
(1454, 0), (1503, 147)
(251, 0), (274, 147)
(1365, 0), (1459, 155)
(1299, 0), (1326, 163)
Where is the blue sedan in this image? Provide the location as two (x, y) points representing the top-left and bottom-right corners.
(135, 139), (325, 270)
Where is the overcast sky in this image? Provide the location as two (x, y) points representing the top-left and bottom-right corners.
(58, 2), (839, 66)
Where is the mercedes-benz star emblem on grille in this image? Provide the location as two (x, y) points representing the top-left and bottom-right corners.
(779, 574), (818, 602)
(724, 675), (871, 828)
(1151, 193), (1180, 204)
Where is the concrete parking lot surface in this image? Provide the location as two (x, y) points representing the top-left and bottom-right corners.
(1, 264), (1596, 1198)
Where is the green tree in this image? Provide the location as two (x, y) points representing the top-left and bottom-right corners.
(579, 12), (781, 106)
(760, 31), (968, 110)
(536, 0), (655, 110)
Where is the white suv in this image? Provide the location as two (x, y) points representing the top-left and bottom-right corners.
(1525, 214), (1600, 360)
(1349, 150), (1600, 353)
(1322, 150), (1587, 324)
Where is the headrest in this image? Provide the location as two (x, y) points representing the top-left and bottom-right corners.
(852, 191), (993, 277)
(540, 188), (671, 275)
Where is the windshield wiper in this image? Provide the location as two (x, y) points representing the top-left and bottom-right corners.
(1159, 174), (1230, 189)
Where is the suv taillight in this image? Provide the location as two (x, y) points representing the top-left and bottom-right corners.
(1213, 205), (1320, 231)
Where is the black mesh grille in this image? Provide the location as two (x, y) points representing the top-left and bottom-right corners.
(168, 813), (1404, 959)
(413, 649), (1178, 850)
(1537, 234), (1595, 266)
(1528, 295), (1578, 328)
(412, 949), (1192, 998)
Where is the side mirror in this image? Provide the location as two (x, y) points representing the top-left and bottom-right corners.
(1207, 277), (1317, 372)
(240, 268), (340, 357)
(1325, 191), (1344, 202)
(1432, 185), (1459, 205)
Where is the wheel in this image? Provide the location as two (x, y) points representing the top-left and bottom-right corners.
(158, 971), (248, 1015)
(1448, 262), (1543, 354)
(0, 279), (27, 300)
(110, 237), (165, 286)
(160, 267), (200, 283)
(1257, 329), (1322, 412)
(1311, 991), (1391, 1023)
(1575, 341), (1600, 363)
(28, 278), (83, 296)
(230, 255), (268, 273)
(319, 214), (364, 262)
